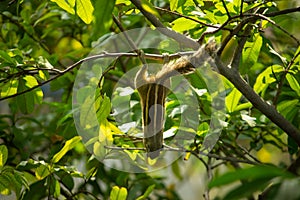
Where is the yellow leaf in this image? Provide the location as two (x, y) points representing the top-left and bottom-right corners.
(76, 0), (94, 24)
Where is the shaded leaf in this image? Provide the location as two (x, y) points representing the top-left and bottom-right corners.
(16, 76), (36, 114)
(35, 164), (50, 180)
(224, 178), (270, 200)
(286, 73), (300, 97)
(209, 165), (294, 188)
(136, 184), (155, 200)
(0, 50), (16, 64)
(93, 0), (115, 36)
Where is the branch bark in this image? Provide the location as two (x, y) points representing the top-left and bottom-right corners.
(214, 56), (300, 146)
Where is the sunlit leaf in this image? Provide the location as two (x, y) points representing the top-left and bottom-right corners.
(169, 0), (178, 11)
(110, 186), (128, 200)
(76, 0), (94, 24)
(254, 65), (284, 95)
(242, 33), (262, 73)
(171, 17), (198, 33)
(197, 122), (209, 136)
(141, 0), (160, 18)
(99, 119), (113, 144)
(0, 145), (8, 168)
(95, 94), (111, 123)
(0, 80), (18, 97)
(225, 88), (242, 112)
(52, 136), (82, 163)
(51, 0), (75, 14)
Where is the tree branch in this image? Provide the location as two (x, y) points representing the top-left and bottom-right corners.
(130, 0), (199, 49)
(214, 55), (300, 146)
(265, 6), (300, 17)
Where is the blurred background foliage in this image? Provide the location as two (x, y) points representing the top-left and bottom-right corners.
(0, 0), (299, 199)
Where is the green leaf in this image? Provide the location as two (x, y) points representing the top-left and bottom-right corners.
(0, 172), (11, 195)
(0, 80), (18, 97)
(288, 136), (298, 155)
(170, 0), (178, 11)
(34, 12), (61, 26)
(242, 33), (262, 73)
(286, 73), (300, 97)
(141, 0), (160, 18)
(49, 179), (61, 198)
(224, 178), (270, 200)
(0, 50), (16, 64)
(277, 99), (299, 119)
(51, 0), (75, 14)
(55, 170), (74, 190)
(225, 88), (242, 112)
(13, 171), (28, 198)
(197, 122), (209, 136)
(93, 0), (115, 36)
(171, 17), (198, 33)
(254, 65), (284, 94)
(35, 164), (50, 180)
(136, 184), (155, 200)
(93, 141), (106, 160)
(80, 95), (99, 129)
(52, 136), (82, 163)
(76, 0), (94, 24)
(96, 95), (111, 122)
(110, 186), (128, 200)
(208, 165), (294, 188)
(16, 77), (35, 114)
(0, 145), (8, 168)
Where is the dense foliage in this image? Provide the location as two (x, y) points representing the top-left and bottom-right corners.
(0, 0), (299, 199)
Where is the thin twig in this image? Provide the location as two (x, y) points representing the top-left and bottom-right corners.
(273, 49), (300, 105)
(230, 24), (253, 71)
(154, 6), (224, 30)
(243, 13), (300, 45)
(130, 0), (199, 49)
(0, 51), (193, 101)
(221, 0), (231, 19)
(265, 6), (300, 17)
